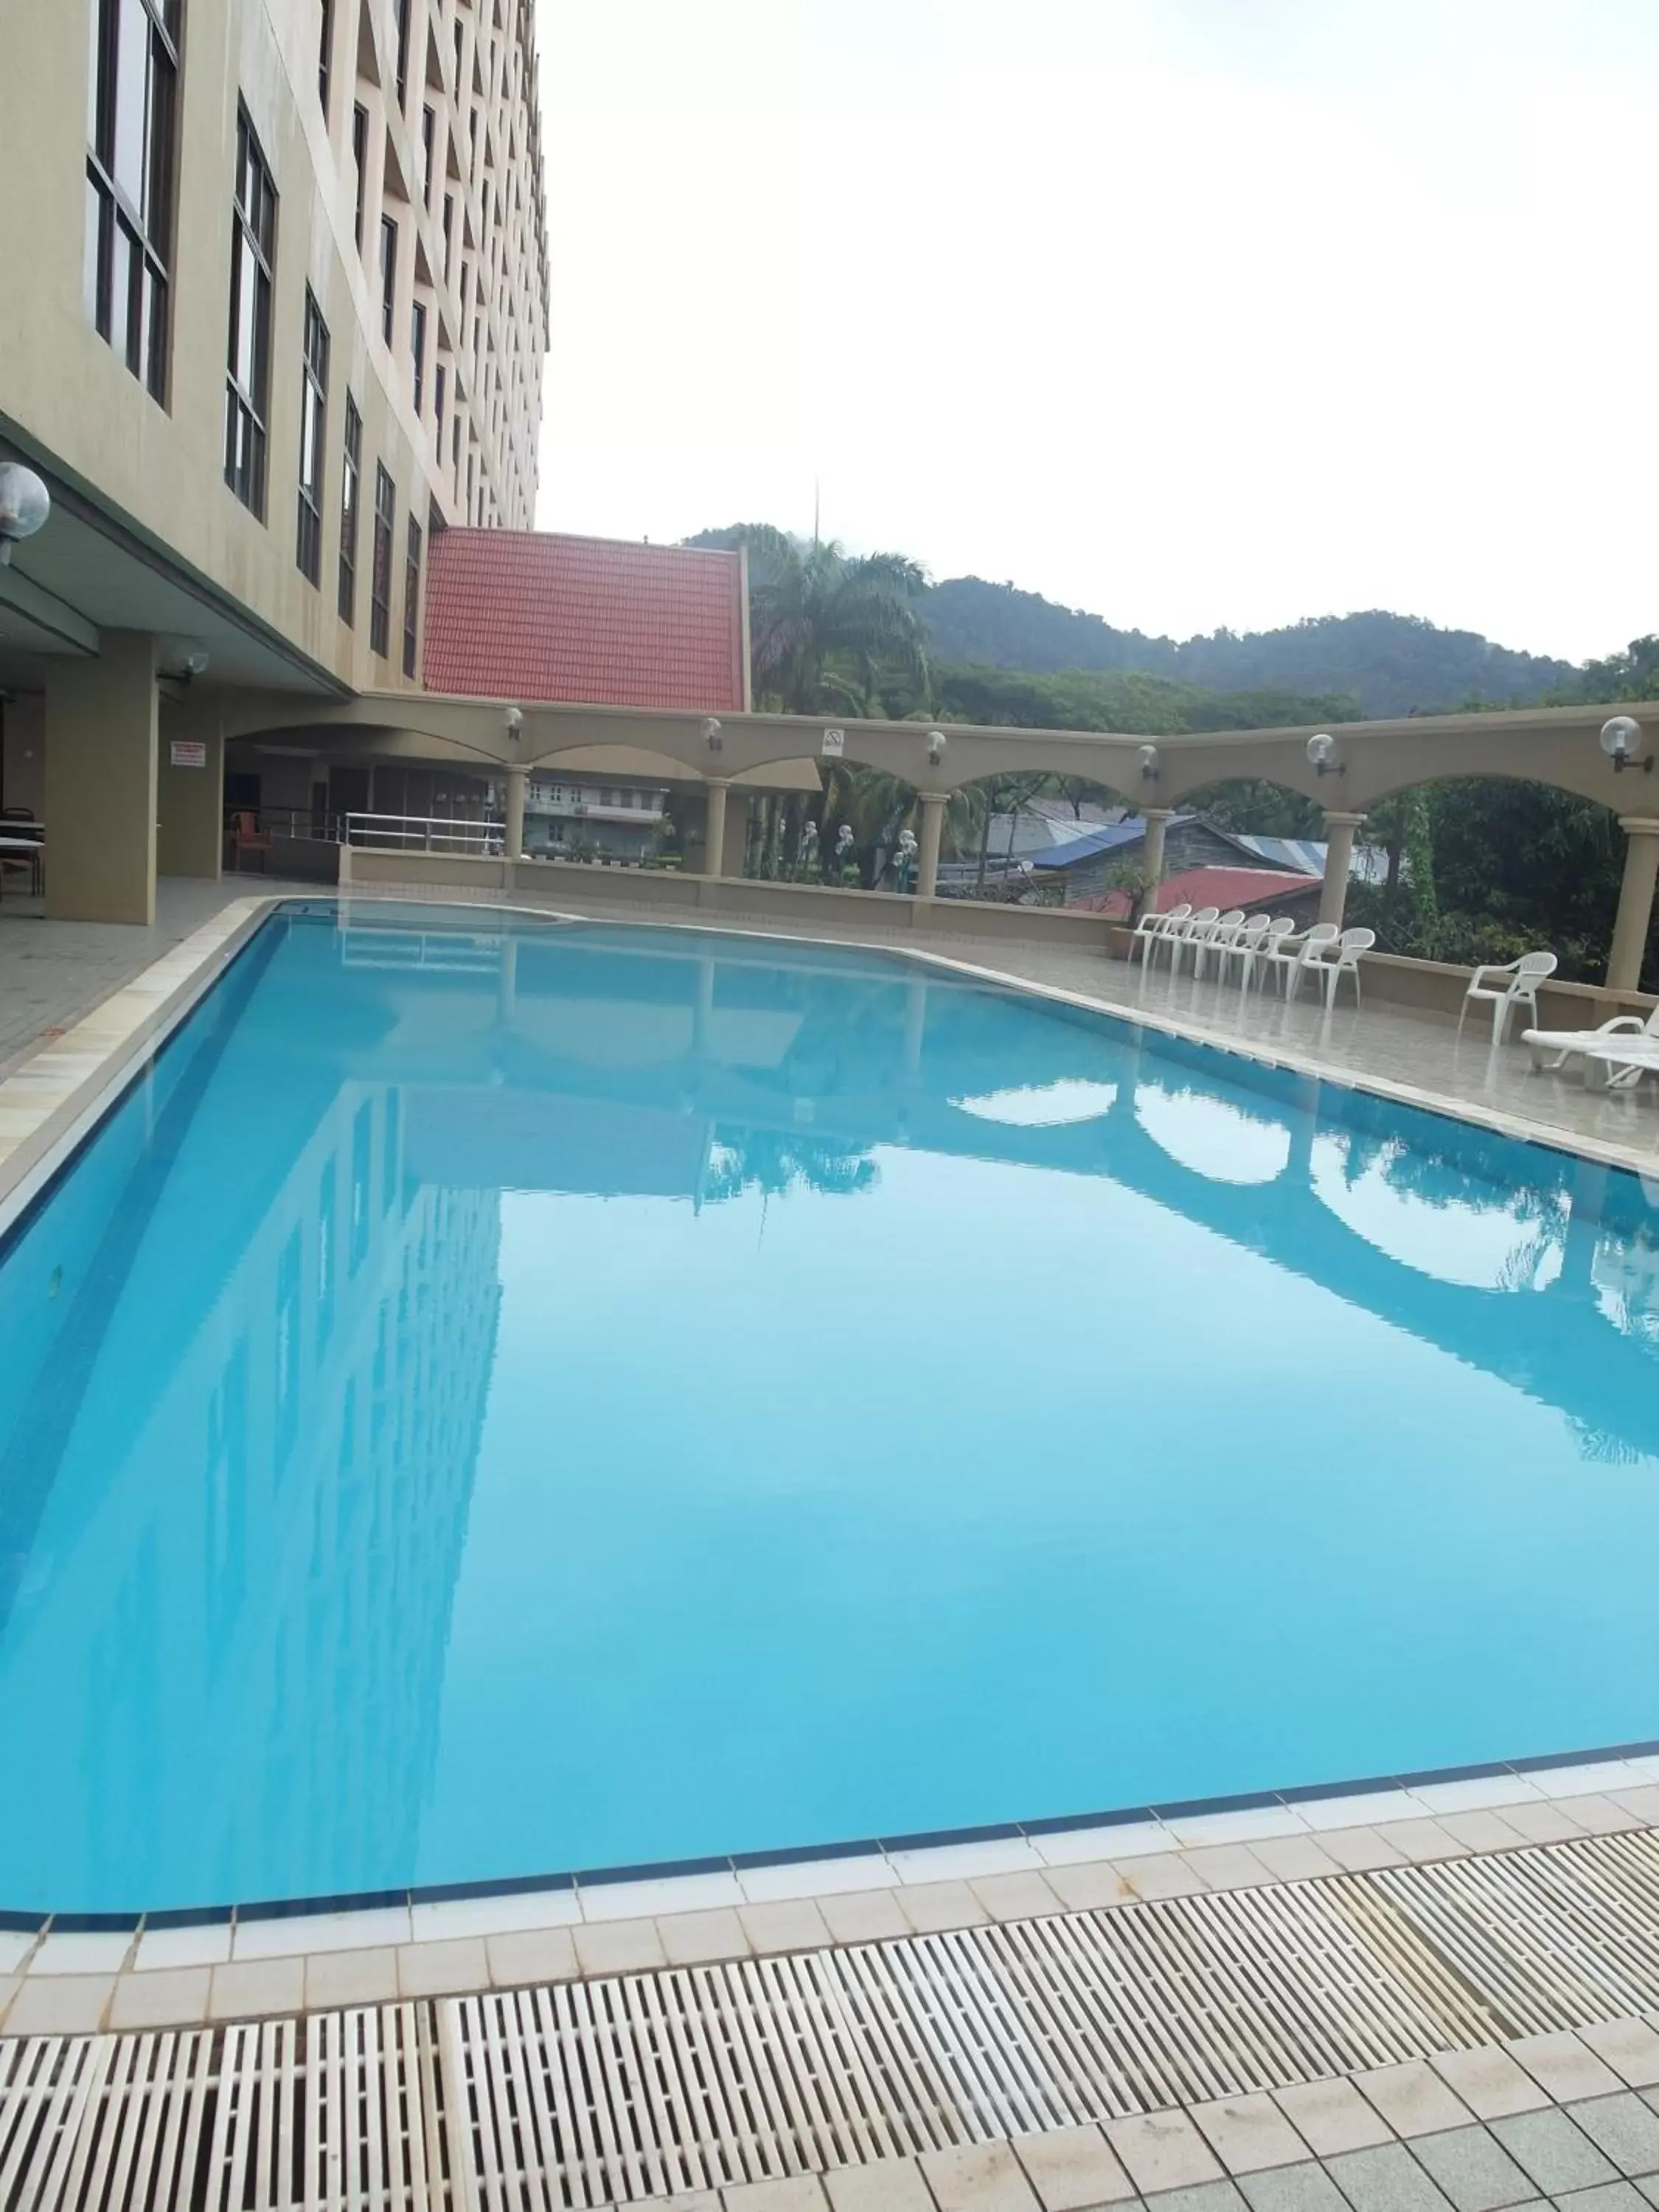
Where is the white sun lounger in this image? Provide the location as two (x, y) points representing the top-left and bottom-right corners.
(1555, 1034), (1659, 1090)
(1522, 1006), (1659, 1074)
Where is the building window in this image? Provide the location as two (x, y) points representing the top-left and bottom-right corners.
(394, 0), (411, 108)
(403, 515), (422, 678)
(370, 464), (394, 657)
(296, 290), (329, 585)
(411, 298), (426, 414)
(378, 215), (397, 345)
(86, 0), (180, 404)
(351, 102), (368, 250)
(318, 0), (333, 113)
(338, 394), (361, 623)
(224, 105), (276, 515)
(434, 362), (447, 447)
(422, 105), (436, 204)
(443, 191), (454, 274)
(452, 17), (463, 84)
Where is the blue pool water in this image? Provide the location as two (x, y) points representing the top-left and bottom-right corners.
(1, 902), (1658, 1913)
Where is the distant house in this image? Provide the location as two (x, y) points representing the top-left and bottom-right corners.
(1081, 864), (1326, 924)
(1023, 813), (1312, 904)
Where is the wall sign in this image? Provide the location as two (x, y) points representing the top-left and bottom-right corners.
(821, 728), (846, 758)
(170, 740), (207, 768)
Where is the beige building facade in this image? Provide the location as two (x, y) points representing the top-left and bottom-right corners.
(0, 0), (548, 919)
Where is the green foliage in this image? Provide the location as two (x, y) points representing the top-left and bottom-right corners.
(685, 524), (928, 715)
(922, 582), (1579, 719)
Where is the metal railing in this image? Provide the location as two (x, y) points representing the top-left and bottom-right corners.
(341, 811), (504, 854)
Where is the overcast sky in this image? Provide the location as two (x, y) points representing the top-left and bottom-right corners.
(538, 0), (1655, 664)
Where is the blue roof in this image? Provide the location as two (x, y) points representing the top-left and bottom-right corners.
(1026, 812), (1194, 870)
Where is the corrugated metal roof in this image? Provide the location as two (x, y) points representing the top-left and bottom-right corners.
(422, 530), (748, 711)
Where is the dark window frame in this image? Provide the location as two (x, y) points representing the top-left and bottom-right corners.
(351, 102), (368, 250)
(378, 213), (397, 345)
(86, 0), (181, 404)
(296, 288), (330, 585)
(403, 514), (422, 678)
(338, 393), (362, 624)
(369, 463), (394, 658)
(411, 296), (426, 415)
(224, 102), (277, 515)
(318, 0), (333, 112)
(394, 0), (411, 108)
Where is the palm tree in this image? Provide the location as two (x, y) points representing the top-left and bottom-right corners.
(716, 525), (930, 715)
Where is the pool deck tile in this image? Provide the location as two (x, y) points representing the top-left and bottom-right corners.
(394, 1936), (491, 1997)
(3, 1975), (117, 2035)
(1237, 2167), (1352, 2212)
(1427, 2050), (1554, 2120)
(736, 1899), (835, 1953)
(29, 1929), (136, 1975)
(1353, 2064), (1475, 2139)
(0, 1932), (37, 1975)
(919, 2141), (1043, 2212)
(1104, 2111), (1227, 2194)
(1486, 2110), (1621, 2195)
(1270, 2081), (1395, 2157)
(1322, 2143), (1458, 2212)
(302, 1945), (399, 2011)
(1245, 1834), (1346, 1882)
(815, 1888), (914, 1945)
(1315, 1827), (1409, 1873)
(1189, 2095), (1313, 2175)
(1405, 1775), (1547, 1816)
(1433, 1811), (1531, 1854)
(735, 1854), (898, 1903)
(1507, 2033), (1627, 2104)
(208, 1955), (306, 2023)
(1610, 1787), (1659, 1824)
(824, 2161), (939, 2212)
(724, 2179), (830, 2212)
(1294, 1792), (1424, 1834)
(1107, 1853), (1209, 1900)
(107, 1966), (212, 2031)
(1043, 1860), (1139, 1911)
(1371, 1820), (1467, 1863)
(483, 1926), (580, 1987)
(1407, 2125), (1538, 2211)
(1565, 2094), (1659, 2177)
(660, 1909), (754, 1966)
(1012, 2125), (1139, 2208)
(1578, 2021), (1659, 2090)
(571, 1916), (669, 1978)
(967, 1871), (1067, 1921)
(893, 1880), (991, 1933)
(1178, 1845), (1278, 1891)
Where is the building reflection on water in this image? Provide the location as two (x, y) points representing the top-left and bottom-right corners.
(0, 900), (1656, 1907)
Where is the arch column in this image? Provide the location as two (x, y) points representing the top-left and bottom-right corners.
(701, 779), (731, 878)
(1141, 807), (1176, 908)
(1318, 811), (1366, 928)
(916, 791), (948, 899)
(1607, 818), (1659, 991)
(504, 766), (526, 858)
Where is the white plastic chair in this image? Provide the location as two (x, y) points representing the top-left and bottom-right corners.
(1149, 902), (1193, 968)
(1240, 917), (1298, 994)
(1194, 911), (1246, 981)
(1169, 907), (1220, 977)
(1458, 951), (1559, 1044)
(1321, 926), (1375, 1008)
(1218, 914), (1270, 986)
(1133, 901), (1188, 970)
(1522, 1002), (1659, 1072)
(1268, 921), (1340, 1001)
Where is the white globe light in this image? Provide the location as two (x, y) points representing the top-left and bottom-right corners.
(1137, 743), (1159, 773)
(0, 462), (49, 563)
(1306, 731), (1335, 768)
(702, 717), (723, 752)
(1601, 714), (1643, 759)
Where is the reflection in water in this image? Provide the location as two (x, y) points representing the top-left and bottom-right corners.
(1, 902), (1657, 1913)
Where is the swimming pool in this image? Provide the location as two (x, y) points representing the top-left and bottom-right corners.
(1, 900), (1656, 1916)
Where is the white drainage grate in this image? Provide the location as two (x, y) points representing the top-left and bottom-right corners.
(7, 1834), (1659, 2208)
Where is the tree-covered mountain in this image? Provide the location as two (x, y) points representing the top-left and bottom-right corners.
(921, 580), (1582, 720)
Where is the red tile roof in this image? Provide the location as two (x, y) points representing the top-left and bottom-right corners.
(422, 530), (747, 712)
(1079, 866), (1323, 918)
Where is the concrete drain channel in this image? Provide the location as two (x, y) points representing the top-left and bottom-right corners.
(4, 1829), (1659, 2211)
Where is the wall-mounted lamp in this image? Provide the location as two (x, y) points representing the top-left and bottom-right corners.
(703, 716), (723, 755)
(1600, 714), (1654, 774)
(1137, 742), (1159, 782)
(1306, 731), (1343, 776)
(926, 728), (947, 768)
(504, 705), (524, 743)
(0, 463), (50, 567)
(161, 643), (210, 685)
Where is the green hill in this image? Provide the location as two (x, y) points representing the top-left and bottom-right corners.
(922, 580), (1580, 720)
